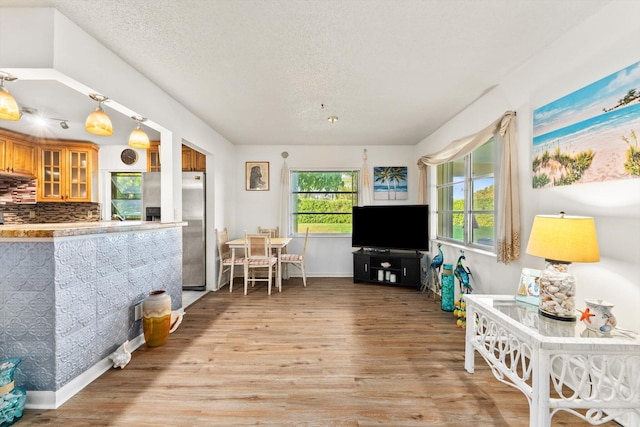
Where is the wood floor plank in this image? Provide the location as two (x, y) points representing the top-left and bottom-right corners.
(18, 277), (619, 426)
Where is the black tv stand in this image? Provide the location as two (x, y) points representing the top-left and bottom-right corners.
(353, 249), (422, 289)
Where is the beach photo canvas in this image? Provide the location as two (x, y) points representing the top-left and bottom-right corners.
(373, 166), (408, 200)
(532, 60), (640, 188)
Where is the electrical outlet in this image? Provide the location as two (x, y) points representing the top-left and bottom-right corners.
(87, 210), (92, 219)
(29, 210), (36, 219)
(134, 302), (143, 321)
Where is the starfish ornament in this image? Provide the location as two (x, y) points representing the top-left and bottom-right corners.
(579, 307), (596, 323)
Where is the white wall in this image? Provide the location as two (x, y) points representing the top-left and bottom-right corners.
(415, 1), (640, 331)
(234, 145), (419, 276)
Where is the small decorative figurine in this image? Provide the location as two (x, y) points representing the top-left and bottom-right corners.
(109, 340), (132, 369)
(423, 243), (444, 300)
(454, 250), (472, 327)
(454, 250), (473, 294)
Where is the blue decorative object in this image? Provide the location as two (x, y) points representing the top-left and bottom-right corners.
(422, 243), (443, 299)
(454, 250), (473, 294)
(0, 358), (27, 427)
(441, 263), (454, 312)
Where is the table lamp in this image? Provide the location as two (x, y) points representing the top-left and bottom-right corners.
(525, 213), (599, 321)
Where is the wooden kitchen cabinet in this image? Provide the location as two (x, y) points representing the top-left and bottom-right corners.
(147, 140), (161, 172)
(182, 144), (206, 172)
(0, 130), (36, 177)
(36, 140), (99, 202)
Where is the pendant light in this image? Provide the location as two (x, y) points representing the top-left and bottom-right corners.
(85, 93), (113, 136)
(0, 72), (20, 121)
(128, 116), (150, 149)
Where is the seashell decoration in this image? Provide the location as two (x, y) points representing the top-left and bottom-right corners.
(538, 262), (576, 319)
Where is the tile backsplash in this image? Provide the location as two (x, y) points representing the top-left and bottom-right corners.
(0, 176), (36, 204)
(0, 176), (101, 224)
(0, 202), (101, 224)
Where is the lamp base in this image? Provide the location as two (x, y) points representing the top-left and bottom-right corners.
(538, 260), (576, 321)
(539, 308), (576, 322)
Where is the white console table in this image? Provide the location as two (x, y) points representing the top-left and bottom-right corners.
(464, 295), (640, 427)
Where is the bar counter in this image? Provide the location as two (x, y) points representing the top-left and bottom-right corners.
(0, 220), (186, 238)
(0, 220), (185, 409)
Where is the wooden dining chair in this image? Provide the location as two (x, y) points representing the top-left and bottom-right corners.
(243, 233), (278, 295)
(280, 227), (309, 287)
(215, 228), (245, 292)
(258, 226), (280, 256)
(258, 226), (279, 238)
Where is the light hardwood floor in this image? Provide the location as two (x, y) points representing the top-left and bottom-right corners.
(19, 278), (618, 426)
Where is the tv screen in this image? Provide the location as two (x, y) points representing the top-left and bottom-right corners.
(352, 205), (429, 251)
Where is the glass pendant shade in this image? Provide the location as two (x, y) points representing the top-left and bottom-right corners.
(129, 124), (150, 149)
(0, 83), (20, 121)
(85, 104), (113, 136)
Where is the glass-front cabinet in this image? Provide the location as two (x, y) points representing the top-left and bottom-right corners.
(37, 141), (98, 202)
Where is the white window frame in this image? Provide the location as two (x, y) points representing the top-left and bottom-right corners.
(289, 168), (359, 237)
(435, 139), (496, 252)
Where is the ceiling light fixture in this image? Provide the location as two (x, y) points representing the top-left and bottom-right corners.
(85, 93), (113, 136)
(128, 115), (150, 149)
(0, 71), (20, 121)
(21, 106), (69, 129)
(327, 115), (338, 123)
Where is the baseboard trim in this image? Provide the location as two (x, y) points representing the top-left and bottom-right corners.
(25, 334), (146, 410)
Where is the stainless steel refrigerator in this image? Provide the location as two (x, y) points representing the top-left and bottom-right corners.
(142, 171), (206, 290)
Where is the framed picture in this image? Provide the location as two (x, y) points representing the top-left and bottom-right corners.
(532, 60), (640, 188)
(245, 161), (269, 191)
(516, 268), (541, 306)
(373, 166), (408, 200)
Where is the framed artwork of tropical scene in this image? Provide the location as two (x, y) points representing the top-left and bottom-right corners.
(532, 60), (640, 188)
(373, 166), (408, 200)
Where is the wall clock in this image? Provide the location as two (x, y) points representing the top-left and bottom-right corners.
(120, 148), (138, 165)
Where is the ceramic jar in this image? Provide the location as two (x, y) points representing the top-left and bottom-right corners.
(142, 290), (172, 347)
(441, 264), (454, 312)
(0, 357), (27, 426)
(581, 299), (617, 334)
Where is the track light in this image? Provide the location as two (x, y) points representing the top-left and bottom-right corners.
(0, 71), (20, 121)
(85, 93), (113, 136)
(129, 116), (150, 149)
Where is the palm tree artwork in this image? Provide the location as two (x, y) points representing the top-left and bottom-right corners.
(373, 166), (408, 200)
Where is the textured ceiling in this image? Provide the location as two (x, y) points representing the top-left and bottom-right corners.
(0, 0), (610, 146)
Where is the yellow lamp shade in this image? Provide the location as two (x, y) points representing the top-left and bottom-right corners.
(129, 125), (150, 149)
(85, 105), (113, 136)
(526, 214), (599, 263)
(0, 85), (20, 121)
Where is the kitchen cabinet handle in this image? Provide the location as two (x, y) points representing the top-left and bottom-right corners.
(364, 263), (368, 273)
(403, 267), (407, 276)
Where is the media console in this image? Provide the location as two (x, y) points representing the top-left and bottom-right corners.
(353, 249), (423, 289)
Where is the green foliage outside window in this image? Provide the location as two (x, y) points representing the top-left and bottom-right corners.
(291, 170), (358, 234)
(111, 172), (142, 220)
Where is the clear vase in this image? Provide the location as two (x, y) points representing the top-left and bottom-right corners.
(0, 357), (27, 427)
(142, 290), (172, 347)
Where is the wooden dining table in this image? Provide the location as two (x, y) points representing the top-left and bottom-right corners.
(226, 237), (292, 292)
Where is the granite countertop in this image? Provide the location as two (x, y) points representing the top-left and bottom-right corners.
(0, 221), (187, 238)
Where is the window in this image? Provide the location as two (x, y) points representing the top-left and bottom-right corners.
(436, 138), (495, 250)
(290, 170), (359, 234)
(111, 172), (142, 220)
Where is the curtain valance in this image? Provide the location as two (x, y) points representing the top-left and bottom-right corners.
(417, 111), (520, 263)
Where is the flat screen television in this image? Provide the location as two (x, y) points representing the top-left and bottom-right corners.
(352, 205), (429, 252)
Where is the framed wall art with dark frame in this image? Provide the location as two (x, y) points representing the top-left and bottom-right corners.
(245, 161), (269, 191)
